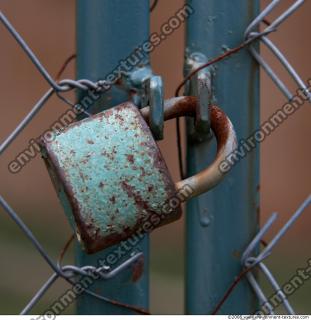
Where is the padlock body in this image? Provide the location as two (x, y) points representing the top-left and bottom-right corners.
(41, 102), (181, 253)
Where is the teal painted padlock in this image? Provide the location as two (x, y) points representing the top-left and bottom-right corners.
(41, 96), (236, 253)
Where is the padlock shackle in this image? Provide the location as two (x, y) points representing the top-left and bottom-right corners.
(141, 96), (237, 201)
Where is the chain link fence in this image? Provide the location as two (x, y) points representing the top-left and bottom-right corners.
(0, 0), (310, 315)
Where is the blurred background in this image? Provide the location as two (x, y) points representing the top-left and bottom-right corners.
(0, 0), (310, 315)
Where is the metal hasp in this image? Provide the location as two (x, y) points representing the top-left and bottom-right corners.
(143, 75), (164, 140)
(122, 66), (165, 140)
(184, 0), (260, 314)
(76, 0), (150, 314)
(184, 52), (213, 142)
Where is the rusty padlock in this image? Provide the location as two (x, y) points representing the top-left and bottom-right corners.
(41, 96), (236, 253)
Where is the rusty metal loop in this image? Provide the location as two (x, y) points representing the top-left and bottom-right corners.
(141, 96), (237, 199)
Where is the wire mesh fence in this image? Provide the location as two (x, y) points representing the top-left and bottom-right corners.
(0, 0), (310, 315)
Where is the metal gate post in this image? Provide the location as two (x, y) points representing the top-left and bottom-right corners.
(76, 0), (149, 314)
(185, 1), (260, 314)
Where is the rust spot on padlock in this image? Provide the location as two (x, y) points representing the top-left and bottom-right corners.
(126, 154), (135, 164)
(131, 255), (144, 282)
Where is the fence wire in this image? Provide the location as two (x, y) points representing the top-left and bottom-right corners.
(0, 0), (310, 315)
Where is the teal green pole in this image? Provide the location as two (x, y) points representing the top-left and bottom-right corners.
(185, 0), (260, 314)
(76, 0), (149, 314)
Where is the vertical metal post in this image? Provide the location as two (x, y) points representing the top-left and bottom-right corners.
(185, 0), (259, 314)
(76, 0), (149, 314)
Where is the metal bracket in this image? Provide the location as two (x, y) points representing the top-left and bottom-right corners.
(142, 75), (164, 140)
(184, 52), (213, 142)
(119, 66), (164, 140)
